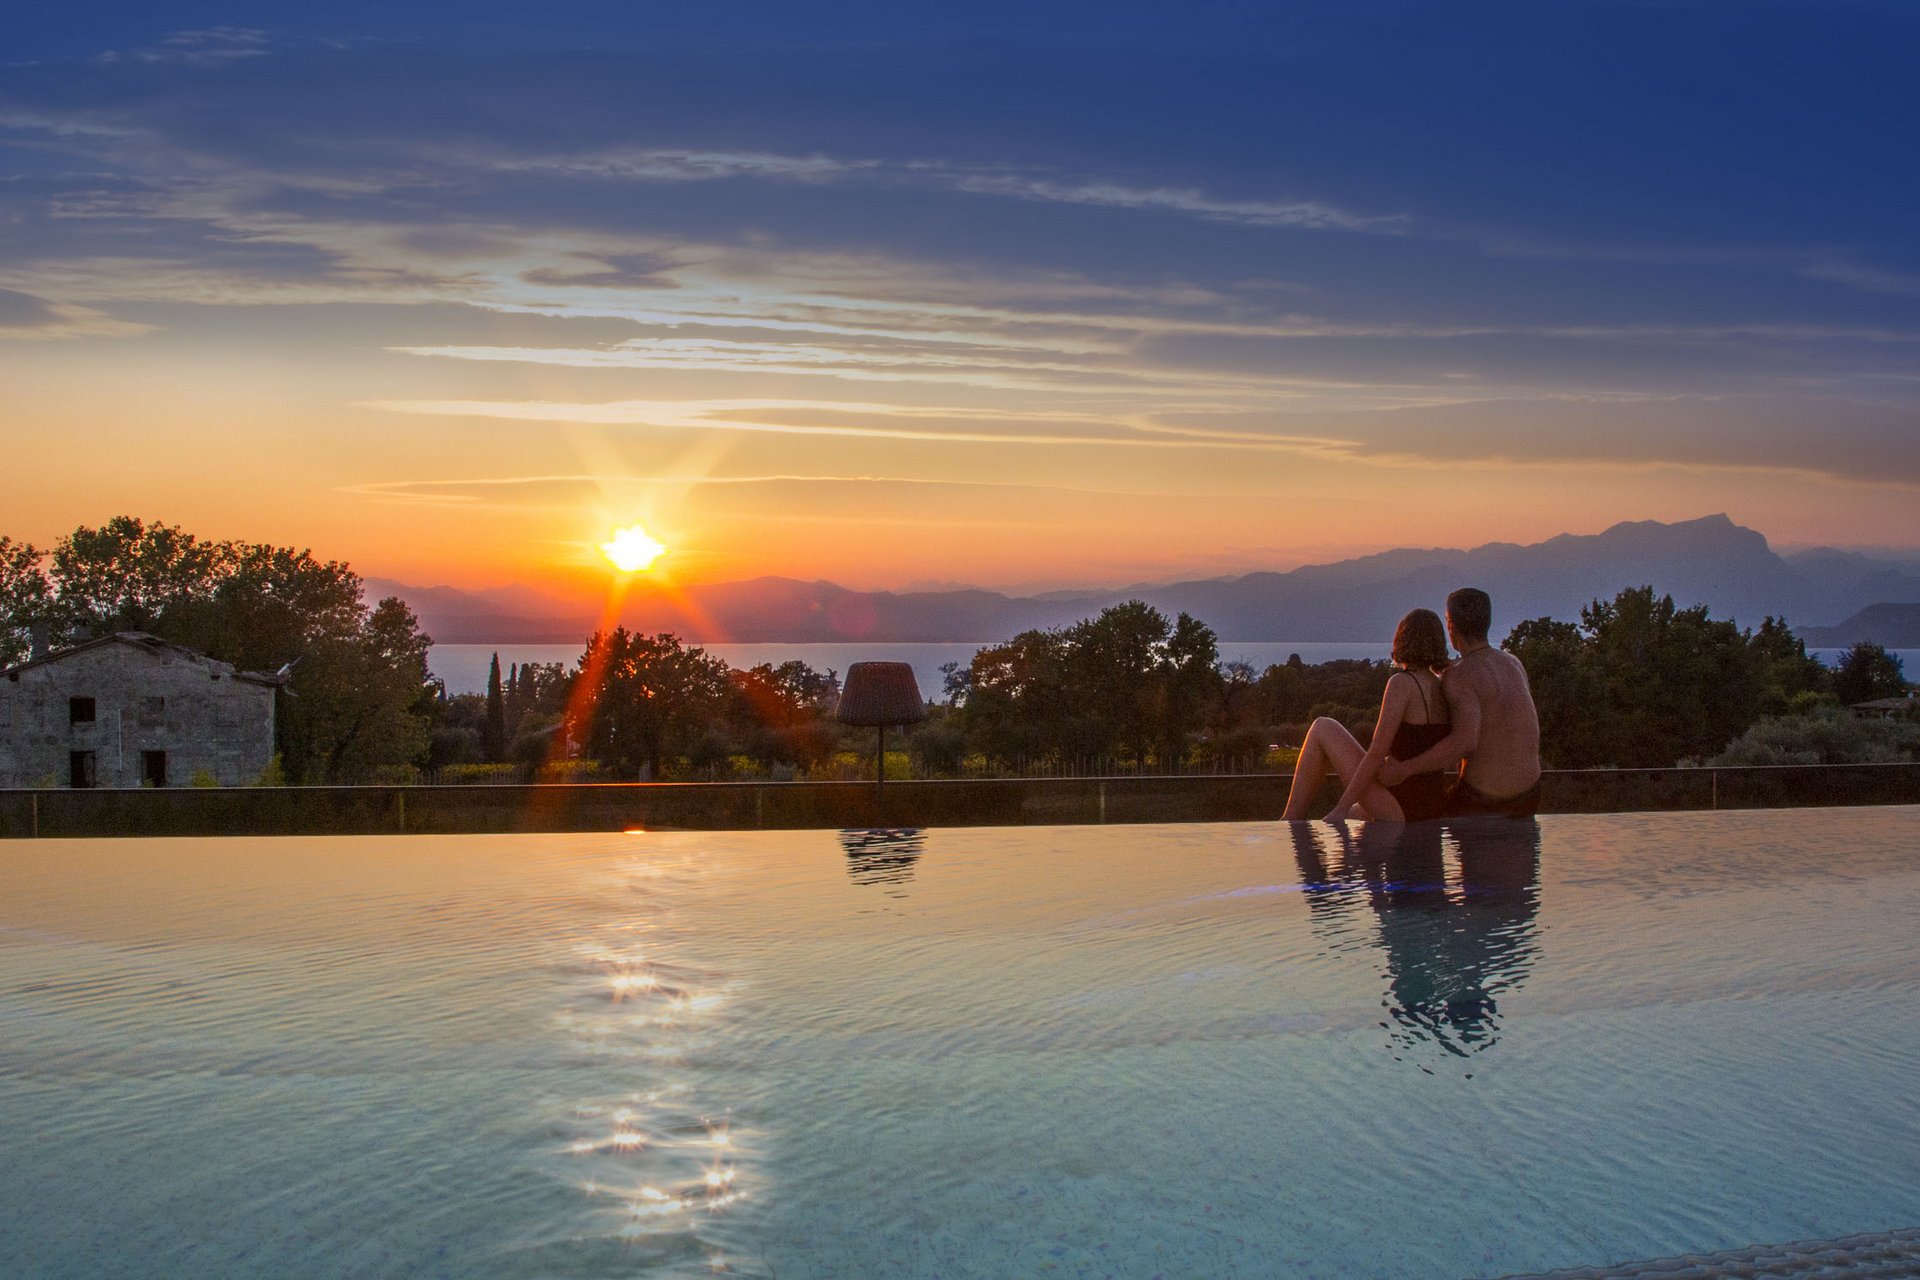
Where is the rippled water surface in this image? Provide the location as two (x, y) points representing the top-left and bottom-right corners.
(3, 809), (1919, 1278)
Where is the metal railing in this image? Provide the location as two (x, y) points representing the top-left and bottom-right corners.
(2, 762), (1916, 838)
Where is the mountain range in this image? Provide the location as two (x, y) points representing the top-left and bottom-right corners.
(367, 515), (1920, 647)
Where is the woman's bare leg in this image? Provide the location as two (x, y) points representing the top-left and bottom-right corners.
(1282, 716), (1366, 819)
(1357, 785), (1404, 821)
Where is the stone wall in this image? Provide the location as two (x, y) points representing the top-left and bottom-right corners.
(0, 639), (276, 788)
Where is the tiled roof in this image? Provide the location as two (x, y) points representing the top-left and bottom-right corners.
(2, 632), (288, 686)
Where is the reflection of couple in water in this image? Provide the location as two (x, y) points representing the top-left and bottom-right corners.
(1290, 817), (1542, 1065)
(1282, 588), (1544, 823)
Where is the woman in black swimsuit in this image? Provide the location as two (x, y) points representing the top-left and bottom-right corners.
(1281, 608), (1452, 822)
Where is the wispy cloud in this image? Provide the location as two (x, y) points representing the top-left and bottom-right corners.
(351, 390), (1920, 493)
(937, 172), (1403, 231)
(362, 395), (1372, 456)
(0, 287), (147, 339)
(340, 471), (1198, 508)
(495, 149), (874, 184)
(92, 28), (272, 68)
(1798, 255), (1920, 298)
(499, 147), (1402, 232)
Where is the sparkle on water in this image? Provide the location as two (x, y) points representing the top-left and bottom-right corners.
(2, 810), (1918, 1278)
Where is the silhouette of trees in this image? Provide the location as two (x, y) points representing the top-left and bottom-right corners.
(48, 516), (227, 633)
(565, 629), (734, 779)
(957, 601), (1221, 770)
(726, 660), (840, 769)
(483, 653), (508, 762)
(1505, 586), (1833, 767)
(0, 537), (51, 667)
(1832, 641), (1907, 705)
(276, 596), (433, 784)
(10, 521), (1892, 784)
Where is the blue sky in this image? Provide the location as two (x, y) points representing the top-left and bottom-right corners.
(4, 0), (1917, 591)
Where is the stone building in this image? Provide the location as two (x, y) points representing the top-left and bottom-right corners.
(0, 633), (283, 788)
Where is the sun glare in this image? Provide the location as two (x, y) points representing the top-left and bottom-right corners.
(601, 524), (667, 573)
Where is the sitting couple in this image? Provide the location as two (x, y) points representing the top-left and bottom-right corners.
(1282, 587), (1542, 823)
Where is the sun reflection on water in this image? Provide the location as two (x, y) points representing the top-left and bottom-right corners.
(546, 848), (754, 1266)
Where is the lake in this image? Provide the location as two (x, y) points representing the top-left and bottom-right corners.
(429, 641), (1398, 697)
(428, 642), (1917, 697)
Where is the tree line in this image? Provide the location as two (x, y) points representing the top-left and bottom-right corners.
(3, 518), (1912, 783)
(2, 518), (432, 783)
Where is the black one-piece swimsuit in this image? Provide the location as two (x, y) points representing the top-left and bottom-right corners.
(1386, 677), (1450, 822)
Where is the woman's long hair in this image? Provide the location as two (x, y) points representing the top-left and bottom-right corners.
(1392, 608), (1451, 674)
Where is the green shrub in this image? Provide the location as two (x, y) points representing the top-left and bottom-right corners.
(535, 759), (601, 783)
(1265, 745), (1302, 772)
(909, 722), (969, 776)
(1708, 704), (1920, 766)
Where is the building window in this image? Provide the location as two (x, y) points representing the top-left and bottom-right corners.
(69, 696), (97, 724)
(69, 751), (97, 789)
(139, 695), (166, 726)
(141, 751), (168, 788)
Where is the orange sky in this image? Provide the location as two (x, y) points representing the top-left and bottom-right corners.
(6, 14), (1919, 601)
(7, 336), (1915, 604)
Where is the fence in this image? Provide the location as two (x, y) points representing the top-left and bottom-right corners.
(415, 754), (1284, 786)
(1, 762), (1916, 838)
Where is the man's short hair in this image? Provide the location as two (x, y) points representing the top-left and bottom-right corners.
(1447, 588), (1493, 642)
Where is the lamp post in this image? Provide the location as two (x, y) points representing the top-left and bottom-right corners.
(834, 662), (927, 786)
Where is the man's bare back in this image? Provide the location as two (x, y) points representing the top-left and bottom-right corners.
(1440, 645), (1541, 801)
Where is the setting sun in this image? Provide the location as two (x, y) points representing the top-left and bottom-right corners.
(600, 524), (668, 573)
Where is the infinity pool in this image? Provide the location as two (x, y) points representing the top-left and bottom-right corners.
(3, 809), (1918, 1278)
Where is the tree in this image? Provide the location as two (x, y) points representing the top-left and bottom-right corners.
(1748, 616), (1831, 715)
(1581, 587), (1758, 766)
(960, 628), (1078, 765)
(1505, 586), (1822, 768)
(276, 597), (434, 783)
(504, 661), (575, 766)
(1158, 611), (1222, 768)
(49, 516), (229, 633)
(1503, 616), (1607, 767)
(0, 537), (51, 667)
(938, 660), (972, 707)
(1832, 642), (1907, 706)
(566, 629), (733, 779)
(427, 689), (488, 769)
(168, 542), (364, 674)
(727, 660), (838, 768)
(1252, 660), (1311, 726)
(1068, 600), (1171, 766)
(957, 602), (1221, 771)
(483, 653), (508, 762)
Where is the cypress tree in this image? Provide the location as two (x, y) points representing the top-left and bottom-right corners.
(484, 652), (507, 762)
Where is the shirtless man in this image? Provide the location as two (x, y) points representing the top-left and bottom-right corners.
(1377, 588), (1542, 817)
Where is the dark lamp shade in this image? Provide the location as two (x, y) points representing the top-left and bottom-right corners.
(835, 662), (927, 726)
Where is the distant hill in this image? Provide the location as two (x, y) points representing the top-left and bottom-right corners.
(1797, 603), (1920, 648)
(370, 515), (1920, 646)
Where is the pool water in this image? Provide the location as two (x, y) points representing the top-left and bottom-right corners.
(2, 809), (1917, 1278)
